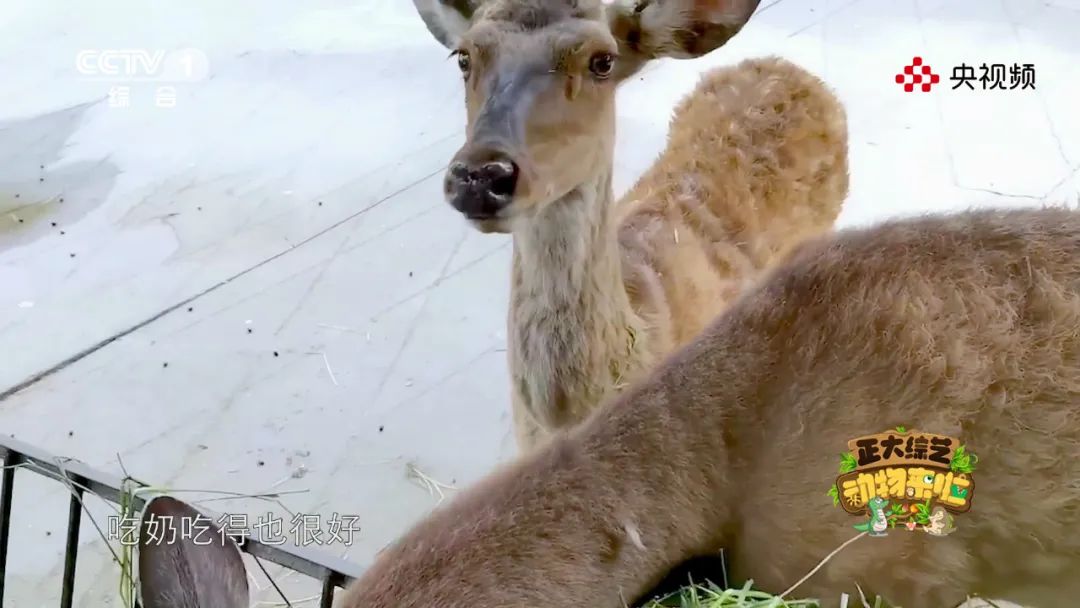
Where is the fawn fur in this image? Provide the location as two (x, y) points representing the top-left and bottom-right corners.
(508, 55), (849, 451)
(337, 206), (1080, 608)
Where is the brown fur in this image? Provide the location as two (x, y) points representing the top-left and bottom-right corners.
(338, 206), (1080, 608)
(412, 0), (849, 452)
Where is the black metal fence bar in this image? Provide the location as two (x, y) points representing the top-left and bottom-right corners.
(320, 573), (337, 608)
(0, 453), (19, 605)
(0, 434), (364, 606)
(60, 487), (84, 608)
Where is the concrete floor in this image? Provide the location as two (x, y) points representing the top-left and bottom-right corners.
(0, 0), (1078, 605)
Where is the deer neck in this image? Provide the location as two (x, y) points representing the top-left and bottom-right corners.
(509, 168), (647, 429)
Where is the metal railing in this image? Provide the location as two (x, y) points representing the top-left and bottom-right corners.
(0, 434), (364, 608)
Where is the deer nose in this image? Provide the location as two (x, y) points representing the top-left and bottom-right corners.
(445, 157), (520, 220)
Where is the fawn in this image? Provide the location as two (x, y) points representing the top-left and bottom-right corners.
(141, 207), (1080, 607)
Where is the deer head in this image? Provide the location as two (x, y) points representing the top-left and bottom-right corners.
(137, 495), (249, 608)
(413, 0), (761, 233)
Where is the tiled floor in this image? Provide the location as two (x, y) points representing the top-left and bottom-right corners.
(0, 0), (1077, 605)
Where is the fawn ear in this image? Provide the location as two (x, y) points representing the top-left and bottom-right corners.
(607, 0), (761, 80)
(412, 0), (481, 48)
(137, 496), (249, 608)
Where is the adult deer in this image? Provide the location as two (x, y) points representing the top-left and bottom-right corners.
(412, 0), (849, 451)
(331, 205), (1080, 608)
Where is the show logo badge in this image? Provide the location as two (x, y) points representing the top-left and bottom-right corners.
(828, 426), (977, 536)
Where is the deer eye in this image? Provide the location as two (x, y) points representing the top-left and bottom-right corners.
(588, 52), (614, 78)
(455, 50), (471, 77)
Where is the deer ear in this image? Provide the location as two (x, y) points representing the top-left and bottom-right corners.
(412, 0), (480, 48)
(608, 0), (761, 80)
(137, 496), (249, 608)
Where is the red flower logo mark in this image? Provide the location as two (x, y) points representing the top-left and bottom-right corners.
(895, 57), (941, 92)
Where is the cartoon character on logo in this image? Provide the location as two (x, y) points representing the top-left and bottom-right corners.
(922, 506), (956, 536)
(853, 496), (890, 537)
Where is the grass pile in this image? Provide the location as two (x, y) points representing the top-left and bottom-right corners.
(642, 580), (823, 608)
(641, 580), (891, 608)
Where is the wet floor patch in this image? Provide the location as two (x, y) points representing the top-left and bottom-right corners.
(0, 101), (118, 251)
(0, 194), (60, 233)
(0, 166), (118, 252)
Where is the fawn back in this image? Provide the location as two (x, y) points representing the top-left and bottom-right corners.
(336, 206), (1080, 608)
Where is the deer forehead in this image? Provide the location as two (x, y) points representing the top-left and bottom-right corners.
(475, 0), (607, 25)
(464, 0), (616, 47)
(464, 16), (618, 68)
